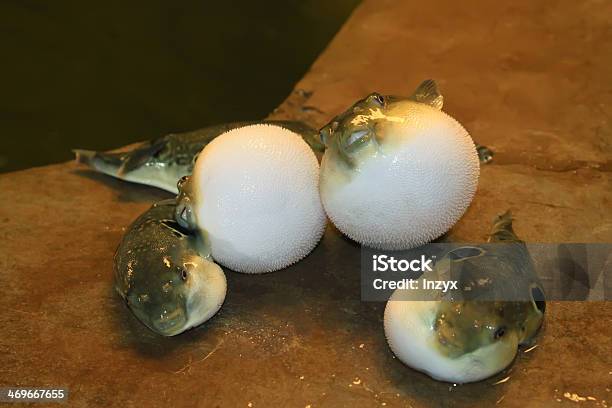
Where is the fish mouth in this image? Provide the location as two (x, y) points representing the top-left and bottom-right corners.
(175, 189), (198, 231)
(152, 320), (185, 336)
(126, 303), (187, 336)
(340, 129), (371, 153)
(175, 203), (192, 230)
(151, 308), (188, 336)
(327, 126), (374, 168)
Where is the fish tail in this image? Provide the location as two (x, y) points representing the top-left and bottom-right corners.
(488, 210), (521, 242)
(72, 149), (125, 178)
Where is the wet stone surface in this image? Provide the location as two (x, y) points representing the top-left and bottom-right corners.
(1, 0), (611, 406)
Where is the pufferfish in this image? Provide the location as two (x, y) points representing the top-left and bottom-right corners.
(74, 120), (324, 194)
(319, 80), (492, 251)
(114, 199), (227, 336)
(384, 211), (546, 383)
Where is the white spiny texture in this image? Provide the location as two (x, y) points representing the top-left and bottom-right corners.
(191, 124), (326, 273)
(384, 289), (517, 383)
(320, 105), (479, 250)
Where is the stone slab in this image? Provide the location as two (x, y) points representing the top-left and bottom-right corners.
(1, 0), (611, 407)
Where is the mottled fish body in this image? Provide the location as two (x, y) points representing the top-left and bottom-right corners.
(75, 120), (323, 193)
(115, 199), (226, 336)
(384, 211), (545, 383)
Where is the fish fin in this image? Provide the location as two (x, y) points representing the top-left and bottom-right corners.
(409, 79), (444, 110)
(118, 137), (168, 176)
(530, 284), (546, 313)
(475, 144), (494, 164)
(73, 149), (124, 177)
(73, 148), (121, 166)
(488, 210), (522, 243)
(73, 149), (97, 165)
(494, 210), (513, 225)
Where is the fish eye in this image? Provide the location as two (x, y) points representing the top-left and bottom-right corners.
(181, 269), (188, 282)
(493, 326), (506, 340)
(372, 93), (385, 106)
(177, 176), (189, 191)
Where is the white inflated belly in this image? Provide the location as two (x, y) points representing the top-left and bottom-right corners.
(192, 124), (326, 273)
(384, 289), (517, 383)
(321, 107), (479, 250)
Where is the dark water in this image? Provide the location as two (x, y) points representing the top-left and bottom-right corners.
(0, 0), (359, 173)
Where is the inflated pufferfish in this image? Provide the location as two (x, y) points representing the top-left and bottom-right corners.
(114, 199), (226, 336)
(319, 80), (481, 250)
(384, 211), (546, 383)
(74, 120), (323, 194)
(176, 124), (326, 274)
